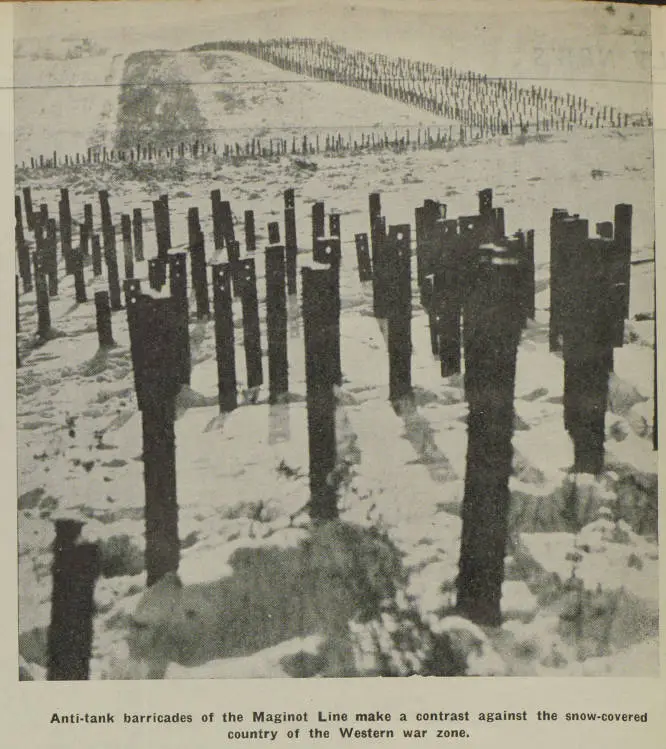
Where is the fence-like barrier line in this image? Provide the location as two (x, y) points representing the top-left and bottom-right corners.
(15, 180), (651, 676)
(194, 37), (651, 136)
(17, 36), (652, 173)
(15, 121), (524, 172)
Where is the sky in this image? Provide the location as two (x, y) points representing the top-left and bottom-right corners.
(13, 1), (649, 48)
(12, 0), (653, 112)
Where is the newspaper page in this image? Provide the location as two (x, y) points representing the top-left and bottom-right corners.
(3, 0), (664, 747)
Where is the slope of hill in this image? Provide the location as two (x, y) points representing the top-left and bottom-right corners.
(180, 49), (454, 141)
(14, 35), (128, 165)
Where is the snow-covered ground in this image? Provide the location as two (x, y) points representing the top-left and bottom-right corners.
(15, 7), (657, 679)
(178, 49), (456, 151)
(14, 40), (125, 165)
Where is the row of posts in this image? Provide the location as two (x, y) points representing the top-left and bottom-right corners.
(18, 124), (496, 174)
(15, 185), (148, 350)
(211, 37), (639, 135)
(17, 180), (644, 675)
(353, 189), (639, 625)
(357, 188), (536, 626)
(20, 141), (217, 170)
(550, 204), (635, 473)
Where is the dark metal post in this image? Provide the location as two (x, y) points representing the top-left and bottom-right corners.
(386, 225), (413, 401)
(562, 232), (615, 476)
(153, 198), (171, 261)
(550, 210), (587, 352)
(16, 195), (32, 292)
(45, 218), (59, 297)
(98, 190), (112, 233)
(211, 189), (224, 251)
(220, 199), (236, 248)
(614, 204), (633, 321)
(129, 294), (182, 586)
(188, 207), (209, 319)
(104, 226), (123, 311)
(267, 221), (281, 244)
(91, 233), (102, 277)
(372, 215), (388, 317)
(227, 239), (242, 297)
(33, 251), (52, 339)
(133, 208), (144, 262)
(525, 229), (536, 321)
(329, 212), (341, 239)
(284, 188), (298, 295)
(212, 264), (237, 412)
(236, 258), (264, 391)
(265, 244), (289, 402)
(159, 193), (172, 249)
(169, 252), (191, 386)
(124, 279), (142, 364)
(72, 237), (87, 304)
(354, 232), (373, 282)
(59, 188), (73, 274)
(433, 218), (463, 376)
(311, 201), (325, 255)
(83, 203), (94, 241)
(94, 290), (114, 348)
(456, 243), (524, 627)
(148, 259), (162, 291)
(302, 266), (338, 521)
(314, 236), (342, 384)
(22, 187), (34, 231)
(47, 519), (99, 681)
(121, 214), (134, 280)
(244, 209), (256, 253)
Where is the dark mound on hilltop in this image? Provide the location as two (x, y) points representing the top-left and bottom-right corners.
(115, 50), (211, 151)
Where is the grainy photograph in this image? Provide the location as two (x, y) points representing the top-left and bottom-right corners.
(15, 0), (658, 682)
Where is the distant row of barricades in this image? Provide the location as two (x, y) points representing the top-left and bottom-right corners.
(17, 34), (651, 172)
(195, 37), (650, 136)
(15, 122), (535, 172)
